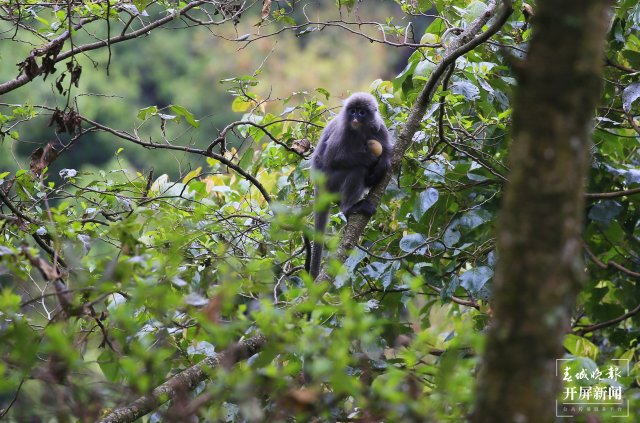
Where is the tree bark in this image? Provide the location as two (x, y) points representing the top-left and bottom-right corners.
(473, 1), (612, 422)
(98, 334), (266, 423)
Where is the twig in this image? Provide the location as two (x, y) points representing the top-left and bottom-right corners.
(574, 303), (640, 336)
(0, 1), (210, 95)
(583, 242), (640, 279)
(585, 187), (640, 199)
(80, 115), (272, 203)
(0, 378), (25, 418)
(424, 283), (481, 310)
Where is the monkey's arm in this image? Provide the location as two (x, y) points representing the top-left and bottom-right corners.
(312, 119), (338, 172)
(330, 150), (374, 170)
(365, 130), (392, 187)
(330, 138), (379, 170)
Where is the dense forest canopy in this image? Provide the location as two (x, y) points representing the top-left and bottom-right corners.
(0, 0), (639, 422)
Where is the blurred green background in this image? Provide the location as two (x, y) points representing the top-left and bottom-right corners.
(0, 1), (429, 177)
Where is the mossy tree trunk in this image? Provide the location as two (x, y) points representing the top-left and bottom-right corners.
(473, 1), (612, 422)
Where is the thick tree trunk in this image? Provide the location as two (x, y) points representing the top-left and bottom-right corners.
(473, 1), (612, 422)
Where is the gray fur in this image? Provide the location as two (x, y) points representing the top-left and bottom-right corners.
(309, 93), (392, 279)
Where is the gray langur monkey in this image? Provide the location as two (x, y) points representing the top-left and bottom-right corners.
(308, 92), (392, 279)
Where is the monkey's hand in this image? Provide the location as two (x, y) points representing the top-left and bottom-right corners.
(365, 155), (391, 187)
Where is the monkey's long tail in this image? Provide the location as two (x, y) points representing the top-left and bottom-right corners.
(309, 209), (329, 279)
(303, 234), (312, 273)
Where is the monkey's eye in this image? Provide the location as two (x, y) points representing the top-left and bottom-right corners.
(348, 108), (367, 117)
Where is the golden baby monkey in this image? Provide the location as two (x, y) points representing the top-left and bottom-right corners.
(367, 139), (383, 157)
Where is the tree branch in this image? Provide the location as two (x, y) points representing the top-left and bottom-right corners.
(574, 303), (640, 336)
(583, 242), (640, 279)
(97, 334), (267, 423)
(0, 1), (215, 95)
(316, 0), (513, 282)
(79, 115), (273, 203)
(585, 186), (640, 199)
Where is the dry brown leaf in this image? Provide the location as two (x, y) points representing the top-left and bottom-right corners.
(29, 142), (59, 176)
(202, 293), (223, 324)
(291, 138), (311, 155)
(261, 0), (271, 20)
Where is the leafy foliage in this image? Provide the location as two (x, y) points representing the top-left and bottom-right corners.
(0, 0), (638, 421)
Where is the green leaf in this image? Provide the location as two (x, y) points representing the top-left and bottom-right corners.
(315, 87), (330, 100)
(413, 60), (436, 81)
(137, 106), (158, 120)
(170, 104), (200, 128)
(231, 97), (253, 113)
(33, 14), (50, 27)
(462, 1), (487, 24)
(412, 187), (439, 220)
(564, 334), (599, 361)
(336, 0), (356, 12)
(393, 51), (420, 92)
(622, 82), (640, 112)
(399, 233), (427, 253)
(443, 223), (461, 247)
(588, 201), (623, 225)
(239, 148), (255, 171)
(98, 349), (122, 382)
(459, 266), (492, 295)
(133, 0), (151, 12)
(334, 248), (366, 288)
(424, 15), (445, 34)
(558, 357), (599, 387)
(0, 289), (21, 314)
(451, 80), (480, 101)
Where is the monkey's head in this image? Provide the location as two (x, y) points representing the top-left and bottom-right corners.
(343, 92), (379, 131)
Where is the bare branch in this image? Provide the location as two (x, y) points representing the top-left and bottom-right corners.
(0, 1), (219, 95)
(585, 186), (640, 199)
(97, 334), (267, 423)
(574, 303), (640, 336)
(583, 242), (640, 279)
(79, 115), (273, 203)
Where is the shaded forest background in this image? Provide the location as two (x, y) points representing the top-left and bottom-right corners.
(1, 1), (417, 175)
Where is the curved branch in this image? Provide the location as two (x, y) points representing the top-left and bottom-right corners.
(585, 187), (640, 199)
(0, 1), (213, 95)
(574, 303), (640, 336)
(316, 0), (513, 282)
(207, 119), (314, 157)
(243, 18), (442, 49)
(80, 116), (273, 203)
(424, 283), (480, 310)
(98, 334), (267, 423)
(583, 242), (640, 279)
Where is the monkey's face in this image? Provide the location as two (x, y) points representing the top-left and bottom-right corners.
(347, 106), (371, 129)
